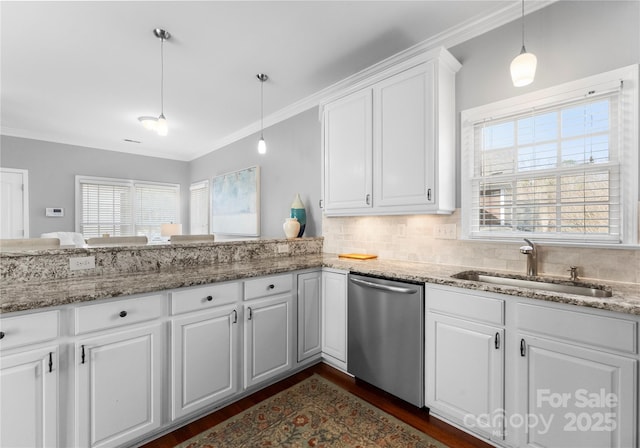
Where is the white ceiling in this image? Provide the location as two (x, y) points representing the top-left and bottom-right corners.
(2, 0), (527, 161)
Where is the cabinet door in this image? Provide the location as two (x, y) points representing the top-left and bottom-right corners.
(321, 271), (347, 367)
(170, 305), (239, 420)
(323, 89), (373, 212)
(514, 335), (637, 448)
(0, 346), (57, 448)
(244, 294), (293, 388)
(373, 62), (436, 210)
(75, 323), (163, 448)
(297, 272), (322, 362)
(426, 312), (504, 441)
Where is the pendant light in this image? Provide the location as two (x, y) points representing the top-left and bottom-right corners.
(510, 0), (537, 87)
(257, 73), (268, 154)
(138, 28), (170, 136)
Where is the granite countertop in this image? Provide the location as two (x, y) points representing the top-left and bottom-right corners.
(2, 253), (639, 315)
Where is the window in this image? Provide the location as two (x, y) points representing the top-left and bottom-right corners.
(76, 176), (180, 239)
(461, 65), (638, 244)
(189, 180), (210, 235)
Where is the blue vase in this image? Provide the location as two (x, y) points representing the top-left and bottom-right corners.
(290, 193), (306, 237)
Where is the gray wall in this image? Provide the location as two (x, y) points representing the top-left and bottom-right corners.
(190, 107), (322, 238)
(449, 0), (640, 203)
(0, 135), (190, 237)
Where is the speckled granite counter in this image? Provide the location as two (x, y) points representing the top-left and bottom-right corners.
(2, 252), (639, 315)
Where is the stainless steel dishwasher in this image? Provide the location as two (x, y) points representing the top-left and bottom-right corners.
(348, 273), (424, 408)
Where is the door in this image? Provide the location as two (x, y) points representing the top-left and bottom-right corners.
(244, 294), (293, 388)
(321, 271), (347, 365)
(426, 312), (504, 440)
(171, 305), (238, 420)
(0, 346), (57, 448)
(297, 271), (322, 362)
(0, 168), (29, 238)
(75, 324), (163, 448)
(514, 335), (636, 448)
(323, 89), (373, 212)
(373, 62), (435, 209)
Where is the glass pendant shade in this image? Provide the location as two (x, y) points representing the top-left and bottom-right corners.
(510, 48), (537, 87)
(156, 114), (168, 136)
(138, 116), (157, 130)
(257, 137), (267, 154)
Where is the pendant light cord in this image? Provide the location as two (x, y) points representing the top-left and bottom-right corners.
(160, 37), (164, 115)
(520, 0), (526, 53)
(260, 78), (264, 138)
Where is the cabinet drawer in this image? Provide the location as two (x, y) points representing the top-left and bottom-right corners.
(517, 303), (637, 354)
(244, 274), (293, 300)
(426, 286), (504, 325)
(0, 310), (59, 350)
(74, 294), (164, 335)
(170, 282), (239, 315)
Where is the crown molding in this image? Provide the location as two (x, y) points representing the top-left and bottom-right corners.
(193, 0), (556, 161)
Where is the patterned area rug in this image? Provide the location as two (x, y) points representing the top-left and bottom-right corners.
(176, 374), (448, 448)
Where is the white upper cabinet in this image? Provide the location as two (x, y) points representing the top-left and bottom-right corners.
(321, 47), (461, 216)
(322, 89), (373, 212)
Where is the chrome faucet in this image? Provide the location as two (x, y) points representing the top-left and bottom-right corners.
(520, 238), (537, 276)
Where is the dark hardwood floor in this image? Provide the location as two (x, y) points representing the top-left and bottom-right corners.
(140, 362), (494, 448)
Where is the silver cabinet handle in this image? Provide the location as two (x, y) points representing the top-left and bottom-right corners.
(349, 277), (417, 294)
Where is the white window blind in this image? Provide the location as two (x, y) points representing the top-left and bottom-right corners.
(79, 180), (133, 237)
(470, 90), (622, 242)
(135, 183), (180, 238)
(77, 176), (179, 239)
(190, 181), (209, 235)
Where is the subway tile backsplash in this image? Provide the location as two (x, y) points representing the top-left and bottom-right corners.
(322, 211), (640, 284)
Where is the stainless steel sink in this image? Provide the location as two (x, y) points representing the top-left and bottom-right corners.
(452, 271), (613, 298)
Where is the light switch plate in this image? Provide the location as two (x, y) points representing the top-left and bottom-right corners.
(435, 223), (457, 240)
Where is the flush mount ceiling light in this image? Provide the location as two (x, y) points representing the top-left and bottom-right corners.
(510, 0), (537, 87)
(138, 28), (170, 136)
(257, 73), (268, 154)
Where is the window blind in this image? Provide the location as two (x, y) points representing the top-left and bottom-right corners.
(469, 89), (622, 242)
(190, 181), (209, 235)
(79, 180), (133, 238)
(135, 183), (180, 238)
(77, 176), (179, 239)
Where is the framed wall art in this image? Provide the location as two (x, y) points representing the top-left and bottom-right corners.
(211, 166), (260, 236)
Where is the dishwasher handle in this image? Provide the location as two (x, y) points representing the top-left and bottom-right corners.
(349, 277), (418, 294)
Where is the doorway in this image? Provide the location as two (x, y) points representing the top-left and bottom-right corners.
(0, 168), (29, 238)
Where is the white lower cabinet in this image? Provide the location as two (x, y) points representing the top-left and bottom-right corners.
(169, 282), (240, 421)
(73, 294), (165, 448)
(0, 309), (60, 448)
(512, 300), (638, 448)
(170, 304), (239, 420)
(243, 274), (294, 388)
(425, 285), (505, 442)
(514, 334), (636, 448)
(0, 345), (58, 448)
(321, 269), (348, 371)
(297, 271), (322, 362)
(426, 312), (504, 440)
(74, 323), (163, 448)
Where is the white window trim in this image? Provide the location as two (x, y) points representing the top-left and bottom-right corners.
(75, 175), (181, 237)
(461, 65), (639, 245)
